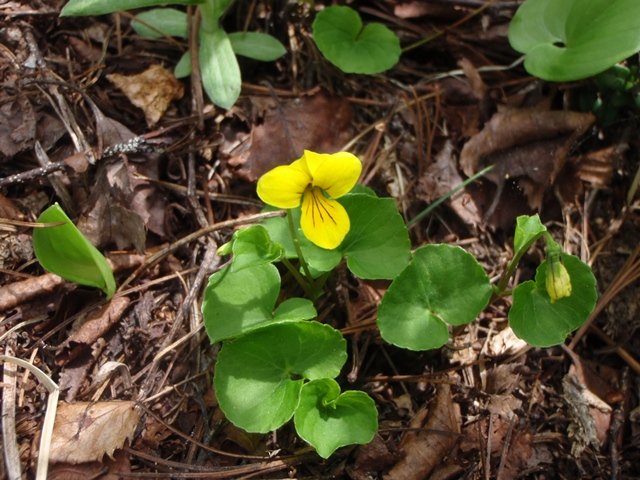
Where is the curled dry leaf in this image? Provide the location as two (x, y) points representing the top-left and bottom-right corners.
(107, 64), (184, 127)
(459, 108), (594, 218)
(49, 401), (139, 464)
(384, 383), (461, 480)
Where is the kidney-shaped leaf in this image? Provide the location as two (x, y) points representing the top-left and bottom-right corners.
(214, 322), (347, 433)
(509, 254), (597, 347)
(294, 378), (377, 458)
(33, 204), (116, 298)
(313, 6), (401, 74)
(377, 244), (492, 351)
(61, 0), (203, 17)
(509, 0), (640, 81)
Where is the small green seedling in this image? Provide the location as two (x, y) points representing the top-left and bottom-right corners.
(203, 151), (597, 458)
(61, 0), (286, 109)
(33, 203), (116, 298)
(508, 0), (640, 82)
(312, 6), (401, 75)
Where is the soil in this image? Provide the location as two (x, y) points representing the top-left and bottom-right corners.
(1, 1), (640, 479)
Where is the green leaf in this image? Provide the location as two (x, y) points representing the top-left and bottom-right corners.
(377, 244), (492, 351)
(227, 225), (284, 272)
(513, 214), (546, 259)
(294, 378), (378, 458)
(174, 51), (192, 78)
(509, 254), (597, 347)
(202, 263), (316, 343)
(263, 193), (411, 280)
(273, 297), (317, 322)
(312, 6), (401, 74)
(508, 0), (640, 81)
(199, 29), (241, 109)
(33, 204), (116, 298)
(214, 322), (347, 433)
(132, 9), (188, 39)
(199, 0), (234, 30)
(60, 0), (204, 17)
(228, 32), (286, 61)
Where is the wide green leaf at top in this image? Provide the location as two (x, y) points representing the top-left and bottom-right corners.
(509, 0), (640, 81)
(312, 6), (400, 74)
(33, 204), (116, 298)
(377, 244), (492, 351)
(61, 0), (204, 17)
(199, 28), (241, 109)
(214, 322), (347, 433)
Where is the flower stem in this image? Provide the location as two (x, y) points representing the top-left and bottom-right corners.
(287, 211), (320, 297)
(281, 257), (315, 299)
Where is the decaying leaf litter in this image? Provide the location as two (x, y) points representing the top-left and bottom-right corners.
(1, 1), (640, 478)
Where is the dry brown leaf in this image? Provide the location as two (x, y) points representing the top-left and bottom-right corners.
(50, 401), (139, 464)
(107, 64), (184, 127)
(55, 296), (131, 366)
(228, 89), (353, 181)
(384, 383), (461, 480)
(0, 92), (36, 159)
(562, 374), (605, 457)
(575, 145), (617, 186)
(48, 448), (131, 480)
(459, 108), (594, 217)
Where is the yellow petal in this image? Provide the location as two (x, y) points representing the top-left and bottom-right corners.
(301, 151), (362, 199)
(300, 187), (350, 249)
(256, 163), (310, 208)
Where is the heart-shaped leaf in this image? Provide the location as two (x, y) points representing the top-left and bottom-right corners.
(294, 378), (378, 458)
(509, 0), (640, 81)
(33, 204), (116, 298)
(61, 0), (204, 17)
(509, 254), (597, 346)
(377, 244), (492, 351)
(312, 6), (401, 74)
(202, 263), (316, 343)
(214, 322), (347, 433)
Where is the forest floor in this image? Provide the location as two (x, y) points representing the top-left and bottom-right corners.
(1, 1), (640, 479)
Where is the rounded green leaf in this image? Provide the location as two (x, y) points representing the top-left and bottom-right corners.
(228, 32), (286, 61)
(202, 263), (280, 343)
(33, 204), (116, 298)
(294, 378), (378, 458)
(61, 0), (204, 17)
(312, 6), (401, 74)
(132, 9), (188, 39)
(214, 322), (347, 433)
(377, 244), (492, 351)
(513, 214), (546, 258)
(509, 0), (640, 81)
(509, 254), (597, 347)
(199, 29), (241, 109)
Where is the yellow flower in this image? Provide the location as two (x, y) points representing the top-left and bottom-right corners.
(545, 253), (572, 303)
(257, 150), (362, 249)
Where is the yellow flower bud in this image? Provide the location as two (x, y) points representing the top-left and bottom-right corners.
(546, 253), (572, 303)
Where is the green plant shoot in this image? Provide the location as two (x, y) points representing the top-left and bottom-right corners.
(61, 0), (286, 109)
(33, 203), (116, 298)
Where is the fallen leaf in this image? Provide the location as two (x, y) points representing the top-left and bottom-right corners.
(562, 374), (605, 457)
(574, 145), (618, 186)
(50, 401), (139, 464)
(228, 89), (353, 181)
(55, 296), (131, 366)
(107, 64), (184, 126)
(384, 383), (461, 480)
(47, 448), (131, 480)
(459, 108), (594, 219)
(0, 93), (36, 159)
